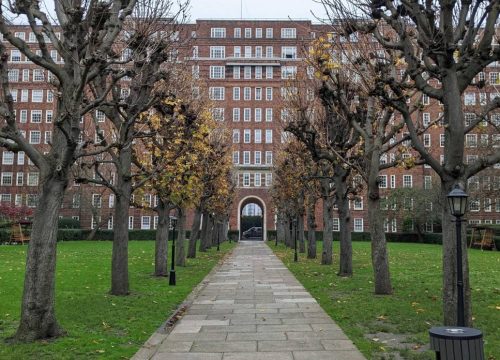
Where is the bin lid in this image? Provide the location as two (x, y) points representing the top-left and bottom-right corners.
(429, 326), (482, 340)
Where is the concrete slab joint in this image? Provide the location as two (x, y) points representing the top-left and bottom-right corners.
(132, 241), (366, 360)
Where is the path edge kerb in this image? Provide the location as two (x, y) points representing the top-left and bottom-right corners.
(131, 243), (238, 360)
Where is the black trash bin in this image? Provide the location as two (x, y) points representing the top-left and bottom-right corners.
(429, 326), (484, 360)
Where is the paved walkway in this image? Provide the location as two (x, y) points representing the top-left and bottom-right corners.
(133, 241), (365, 360)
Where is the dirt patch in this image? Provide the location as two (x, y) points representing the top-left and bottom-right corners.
(365, 332), (431, 360)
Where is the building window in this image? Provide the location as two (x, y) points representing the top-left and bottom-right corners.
(464, 113), (476, 126)
(8, 69), (19, 82)
(244, 28), (252, 38)
(210, 66), (225, 79)
(20, 89), (28, 102)
(254, 173), (261, 187)
(71, 194), (80, 208)
(469, 200), (480, 212)
(232, 129), (240, 143)
(390, 175), (396, 188)
(128, 216), (134, 230)
(265, 151), (273, 165)
(403, 175), (413, 188)
(212, 108), (225, 121)
(233, 87), (240, 100)
(281, 46), (297, 59)
(266, 66), (273, 79)
(92, 194), (102, 208)
(440, 134), (445, 147)
(10, 50), (22, 62)
(265, 173), (273, 187)
(243, 108), (251, 121)
(141, 216), (151, 229)
(378, 175), (387, 188)
(209, 87), (225, 100)
(281, 28), (297, 39)
(1, 172), (13, 186)
(209, 46), (225, 58)
(243, 173), (250, 187)
(2, 151), (14, 165)
(44, 131), (52, 144)
(233, 151), (240, 165)
(19, 110), (27, 123)
(265, 129), (273, 143)
(265, 108), (273, 122)
(255, 129), (262, 143)
(46, 110), (53, 123)
(354, 218), (364, 232)
(22, 69), (29, 81)
(233, 66), (240, 79)
(266, 28), (273, 38)
(234, 28), (241, 38)
(33, 69), (44, 81)
(244, 87), (251, 100)
(32, 89), (43, 102)
(333, 218), (340, 232)
(29, 131), (41, 144)
(265, 87), (273, 101)
(464, 92), (476, 105)
(233, 108), (240, 122)
(244, 46), (252, 58)
(422, 113), (431, 127)
(15, 172), (23, 186)
(255, 66), (262, 79)
(418, 133), (430, 148)
(281, 66), (297, 79)
(353, 198), (363, 210)
(255, 108), (262, 122)
(254, 151), (261, 165)
(255, 87), (262, 101)
(244, 66), (251, 79)
(466, 134), (477, 147)
(27, 194), (38, 208)
(244, 129), (251, 143)
(424, 176), (432, 190)
(211, 28), (226, 38)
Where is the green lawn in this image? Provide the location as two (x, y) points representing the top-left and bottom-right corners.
(0, 240), (234, 359)
(272, 241), (500, 360)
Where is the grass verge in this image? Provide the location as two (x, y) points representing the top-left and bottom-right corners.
(271, 241), (499, 360)
(0, 240), (235, 359)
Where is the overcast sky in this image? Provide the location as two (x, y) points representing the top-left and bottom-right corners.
(186, 0), (327, 22)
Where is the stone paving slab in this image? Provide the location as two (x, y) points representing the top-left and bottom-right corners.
(132, 241), (366, 360)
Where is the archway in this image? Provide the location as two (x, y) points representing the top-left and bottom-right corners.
(238, 196), (266, 241)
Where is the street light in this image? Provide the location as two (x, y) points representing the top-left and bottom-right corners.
(447, 185), (468, 326)
(293, 218), (298, 262)
(169, 216), (177, 286)
(216, 221), (220, 251)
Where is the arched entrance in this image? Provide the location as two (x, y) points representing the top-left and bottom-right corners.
(238, 196), (266, 241)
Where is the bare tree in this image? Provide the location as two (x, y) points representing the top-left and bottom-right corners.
(320, 0), (500, 325)
(75, 1), (190, 295)
(0, 0), (136, 341)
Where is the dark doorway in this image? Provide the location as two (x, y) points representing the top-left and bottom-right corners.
(240, 203), (263, 241)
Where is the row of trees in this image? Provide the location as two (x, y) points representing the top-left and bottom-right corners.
(273, 0), (500, 327)
(0, 0), (233, 341)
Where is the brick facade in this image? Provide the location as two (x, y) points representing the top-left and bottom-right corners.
(1, 20), (499, 236)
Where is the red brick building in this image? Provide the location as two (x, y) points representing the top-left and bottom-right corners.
(1, 20), (499, 237)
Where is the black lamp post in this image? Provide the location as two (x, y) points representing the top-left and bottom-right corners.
(216, 221), (220, 251)
(293, 218), (298, 262)
(169, 216), (177, 286)
(447, 185), (468, 326)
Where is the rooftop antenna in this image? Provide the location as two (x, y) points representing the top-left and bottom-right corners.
(240, 0), (243, 19)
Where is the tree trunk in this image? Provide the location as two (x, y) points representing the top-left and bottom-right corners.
(111, 149), (132, 296)
(284, 218), (292, 247)
(199, 212), (209, 252)
(306, 200), (317, 259)
(276, 213), (285, 244)
(298, 214), (305, 253)
(441, 179), (471, 326)
(335, 173), (353, 277)
(154, 200), (169, 276)
(368, 185), (392, 293)
(321, 191), (334, 265)
(176, 208), (186, 267)
(188, 208), (201, 258)
(14, 177), (66, 341)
